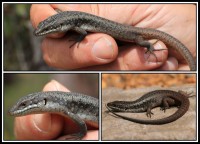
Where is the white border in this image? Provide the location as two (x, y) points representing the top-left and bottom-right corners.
(2, 2), (198, 142)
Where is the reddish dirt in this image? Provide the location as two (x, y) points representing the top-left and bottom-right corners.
(102, 74), (196, 89)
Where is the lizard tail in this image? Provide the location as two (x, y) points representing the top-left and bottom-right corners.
(141, 28), (196, 70)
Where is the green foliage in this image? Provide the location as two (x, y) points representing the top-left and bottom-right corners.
(4, 4), (48, 70)
(4, 4), (31, 70)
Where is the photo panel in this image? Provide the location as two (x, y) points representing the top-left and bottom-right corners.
(101, 73), (197, 141)
(2, 2), (198, 143)
(3, 3), (197, 71)
(4, 73), (100, 141)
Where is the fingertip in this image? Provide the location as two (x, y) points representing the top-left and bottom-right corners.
(157, 57), (179, 70)
(14, 114), (64, 140)
(142, 41), (168, 70)
(31, 4), (65, 38)
(178, 65), (191, 70)
(82, 130), (99, 140)
(91, 36), (118, 63)
(144, 40), (168, 63)
(30, 4), (56, 28)
(43, 80), (70, 92)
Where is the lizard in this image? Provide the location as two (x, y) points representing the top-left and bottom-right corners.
(34, 11), (196, 70)
(8, 91), (99, 140)
(106, 90), (191, 124)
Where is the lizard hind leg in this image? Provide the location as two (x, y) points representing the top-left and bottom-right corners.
(135, 38), (167, 63)
(160, 97), (176, 112)
(136, 38), (158, 63)
(69, 27), (88, 48)
(146, 107), (154, 118)
(68, 34), (86, 48)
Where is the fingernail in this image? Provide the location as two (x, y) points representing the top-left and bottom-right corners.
(33, 114), (51, 133)
(161, 57), (178, 70)
(92, 37), (114, 60)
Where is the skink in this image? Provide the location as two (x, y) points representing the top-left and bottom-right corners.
(106, 90), (191, 124)
(34, 11), (196, 70)
(9, 91), (99, 140)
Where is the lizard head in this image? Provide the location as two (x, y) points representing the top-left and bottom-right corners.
(8, 92), (47, 116)
(34, 11), (80, 36)
(106, 101), (129, 112)
(34, 13), (64, 36)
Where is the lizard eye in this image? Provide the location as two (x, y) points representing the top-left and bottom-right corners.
(18, 102), (27, 109)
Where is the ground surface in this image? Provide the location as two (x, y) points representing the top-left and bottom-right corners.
(102, 84), (196, 141)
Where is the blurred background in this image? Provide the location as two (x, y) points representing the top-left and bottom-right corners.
(102, 74), (196, 89)
(4, 4), (51, 70)
(3, 73), (99, 140)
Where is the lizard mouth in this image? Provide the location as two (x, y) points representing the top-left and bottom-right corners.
(106, 103), (122, 112)
(8, 104), (39, 116)
(34, 26), (61, 36)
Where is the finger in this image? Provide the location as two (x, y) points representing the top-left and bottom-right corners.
(14, 80), (67, 140)
(30, 4), (95, 38)
(178, 64), (191, 70)
(30, 4), (64, 38)
(30, 4), (56, 28)
(43, 80), (98, 140)
(156, 57), (179, 70)
(14, 114), (64, 140)
(82, 130), (98, 140)
(44, 81), (99, 137)
(43, 80), (83, 137)
(14, 80), (72, 140)
(78, 41), (168, 70)
(43, 79), (70, 92)
(41, 33), (118, 70)
(14, 80), (98, 140)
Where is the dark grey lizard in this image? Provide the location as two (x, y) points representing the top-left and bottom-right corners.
(8, 91), (99, 140)
(106, 90), (191, 124)
(34, 11), (196, 70)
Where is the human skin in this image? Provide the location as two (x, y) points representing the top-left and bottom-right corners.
(13, 80), (98, 140)
(30, 4), (196, 70)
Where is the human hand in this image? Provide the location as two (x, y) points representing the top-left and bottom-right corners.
(13, 80), (98, 140)
(30, 4), (196, 70)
